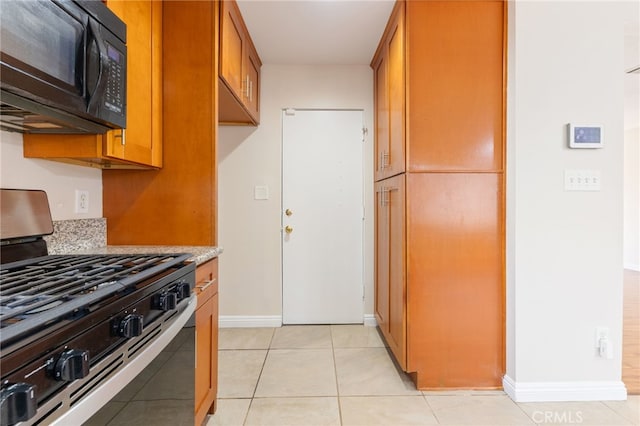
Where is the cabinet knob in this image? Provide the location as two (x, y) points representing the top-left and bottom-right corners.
(284, 225), (294, 234)
(285, 208), (293, 216)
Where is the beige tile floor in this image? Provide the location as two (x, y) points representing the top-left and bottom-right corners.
(208, 325), (640, 426)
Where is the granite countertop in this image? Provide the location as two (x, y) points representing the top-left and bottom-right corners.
(75, 245), (223, 266)
(43, 218), (222, 266)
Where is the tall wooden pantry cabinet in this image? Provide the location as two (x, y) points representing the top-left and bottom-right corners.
(373, 0), (506, 389)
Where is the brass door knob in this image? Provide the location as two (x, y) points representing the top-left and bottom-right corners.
(285, 209), (293, 216)
(284, 225), (294, 234)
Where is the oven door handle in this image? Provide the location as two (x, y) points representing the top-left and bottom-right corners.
(196, 278), (217, 292)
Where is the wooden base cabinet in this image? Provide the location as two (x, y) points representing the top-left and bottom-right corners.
(375, 175), (406, 370)
(375, 173), (504, 388)
(195, 259), (219, 426)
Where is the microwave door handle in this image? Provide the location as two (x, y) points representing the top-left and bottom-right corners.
(86, 18), (108, 115)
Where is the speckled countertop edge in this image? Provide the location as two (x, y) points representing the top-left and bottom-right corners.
(79, 246), (223, 265)
(45, 218), (222, 265)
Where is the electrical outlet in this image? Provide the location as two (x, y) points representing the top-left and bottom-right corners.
(75, 190), (89, 214)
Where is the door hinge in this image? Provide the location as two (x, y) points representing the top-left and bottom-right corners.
(285, 108), (296, 116)
(362, 127), (368, 141)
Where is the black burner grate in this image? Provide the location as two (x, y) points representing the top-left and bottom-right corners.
(0, 254), (192, 343)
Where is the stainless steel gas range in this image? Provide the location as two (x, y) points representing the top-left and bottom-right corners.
(0, 189), (196, 426)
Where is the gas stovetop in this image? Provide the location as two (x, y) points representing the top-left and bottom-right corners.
(0, 253), (192, 346)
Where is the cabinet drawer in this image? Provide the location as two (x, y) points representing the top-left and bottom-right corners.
(196, 258), (219, 304)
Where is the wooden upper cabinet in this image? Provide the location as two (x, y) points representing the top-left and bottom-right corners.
(219, 0), (261, 125)
(23, 0), (162, 169)
(372, 2), (404, 181)
(406, 1), (504, 172)
(371, 0), (504, 177)
(220, 1), (245, 101)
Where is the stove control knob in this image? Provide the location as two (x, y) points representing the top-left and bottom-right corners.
(118, 314), (144, 338)
(175, 281), (192, 300)
(54, 349), (90, 382)
(0, 383), (37, 425)
(155, 292), (178, 311)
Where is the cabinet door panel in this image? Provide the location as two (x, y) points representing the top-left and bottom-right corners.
(245, 44), (260, 121)
(195, 259), (219, 425)
(407, 1), (504, 172)
(105, 0), (158, 166)
(406, 173), (503, 388)
(387, 18), (405, 178)
(373, 55), (389, 182)
(374, 182), (390, 332)
(195, 294), (215, 423)
(220, 1), (245, 101)
(387, 174), (406, 369)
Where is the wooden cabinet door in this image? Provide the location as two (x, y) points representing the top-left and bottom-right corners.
(406, 173), (503, 388)
(375, 175), (406, 370)
(105, 0), (162, 167)
(371, 1), (404, 181)
(386, 174), (406, 369)
(373, 53), (389, 182)
(386, 10), (405, 179)
(195, 259), (219, 425)
(220, 0), (245, 102)
(406, 1), (504, 172)
(374, 181), (390, 334)
(244, 43), (261, 122)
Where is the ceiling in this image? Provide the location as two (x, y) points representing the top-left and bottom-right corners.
(237, 0), (639, 129)
(236, 0), (395, 65)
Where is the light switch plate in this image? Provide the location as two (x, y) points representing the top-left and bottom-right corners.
(564, 169), (601, 191)
(254, 185), (269, 200)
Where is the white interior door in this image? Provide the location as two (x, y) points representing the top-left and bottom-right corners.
(282, 109), (364, 324)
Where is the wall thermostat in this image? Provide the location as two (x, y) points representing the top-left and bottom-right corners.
(567, 123), (603, 148)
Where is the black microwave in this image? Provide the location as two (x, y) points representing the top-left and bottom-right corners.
(0, 0), (126, 134)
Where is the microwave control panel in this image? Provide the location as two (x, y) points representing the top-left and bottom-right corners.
(104, 43), (124, 115)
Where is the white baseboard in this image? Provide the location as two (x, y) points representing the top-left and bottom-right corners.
(219, 315), (377, 328)
(219, 315), (282, 328)
(624, 262), (639, 271)
(363, 314), (378, 327)
(503, 375), (627, 402)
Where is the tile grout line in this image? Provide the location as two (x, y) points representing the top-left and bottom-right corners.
(242, 327), (276, 426)
(330, 325), (345, 426)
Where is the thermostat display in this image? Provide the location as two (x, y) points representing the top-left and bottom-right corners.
(568, 124), (603, 148)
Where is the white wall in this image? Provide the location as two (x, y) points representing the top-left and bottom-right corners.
(624, 127), (639, 270)
(217, 64), (374, 325)
(505, 1), (628, 401)
(0, 131), (102, 220)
